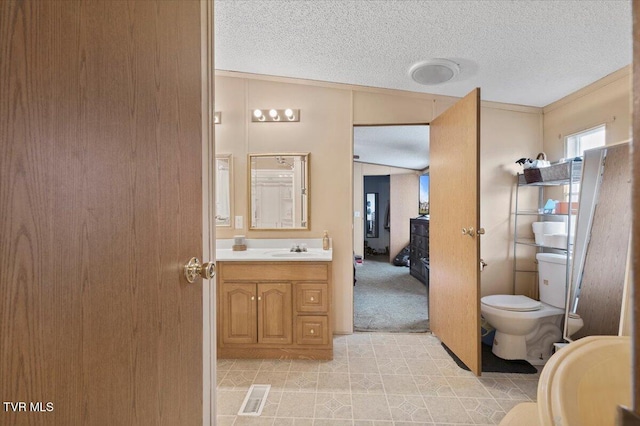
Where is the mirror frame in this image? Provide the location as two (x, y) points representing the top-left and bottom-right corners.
(215, 154), (233, 227)
(248, 152), (310, 230)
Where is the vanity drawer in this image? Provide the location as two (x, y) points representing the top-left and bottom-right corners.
(296, 316), (329, 345)
(295, 283), (328, 313)
(220, 262), (329, 281)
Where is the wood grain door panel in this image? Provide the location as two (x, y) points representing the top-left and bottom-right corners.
(258, 283), (293, 344)
(574, 143), (631, 338)
(0, 1), (204, 424)
(429, 89), (482, 375)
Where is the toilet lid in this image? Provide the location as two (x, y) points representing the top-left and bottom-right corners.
(482, 295), (541, 312)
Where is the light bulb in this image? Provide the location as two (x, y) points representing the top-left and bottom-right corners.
(253, 109), (263, 119)
(284, 109), (294, 118)
(269, 109), (278, 118)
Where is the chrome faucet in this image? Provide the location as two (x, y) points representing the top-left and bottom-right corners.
(290, 244), (307, 253)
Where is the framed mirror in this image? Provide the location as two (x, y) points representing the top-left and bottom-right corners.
(365, 192), (378, 238)
(215, 155), (232, 227)
(249, 153), (309, 229)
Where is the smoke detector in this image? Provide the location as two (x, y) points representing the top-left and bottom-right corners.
(409, 59), (460, 85)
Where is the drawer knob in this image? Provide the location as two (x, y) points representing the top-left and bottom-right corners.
(310, 296), (315, 301)
(251, 296), (255, 301)
(310, 329), (315, 334)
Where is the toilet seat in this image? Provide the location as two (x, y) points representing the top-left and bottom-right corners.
(481, 295), (541, 312)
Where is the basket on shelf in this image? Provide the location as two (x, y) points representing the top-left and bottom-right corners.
(518, 156), (581, 185)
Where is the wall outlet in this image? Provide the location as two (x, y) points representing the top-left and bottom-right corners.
(234, 216), (243, 229)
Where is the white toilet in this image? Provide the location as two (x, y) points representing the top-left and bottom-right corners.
(481, 253), (567, 365)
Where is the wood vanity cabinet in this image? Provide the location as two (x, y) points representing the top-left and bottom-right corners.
(217, 261), (332, 359)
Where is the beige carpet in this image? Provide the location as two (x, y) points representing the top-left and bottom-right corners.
(354, 255), (429, 332)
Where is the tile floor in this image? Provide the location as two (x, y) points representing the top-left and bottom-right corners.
(217, 332), (540, 425)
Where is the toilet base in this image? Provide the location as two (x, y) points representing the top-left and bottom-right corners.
(492, 331), (527, 360)
(491, 317), (563, 364)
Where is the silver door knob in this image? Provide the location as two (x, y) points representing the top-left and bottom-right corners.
(477, 228), (485, 235)
(184, 257), (216, 283)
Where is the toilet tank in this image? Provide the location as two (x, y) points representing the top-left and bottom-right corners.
(537, 253), (568, 309)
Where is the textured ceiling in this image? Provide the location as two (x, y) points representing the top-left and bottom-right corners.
(215, 0), (631, 107)
(354, 125), (429, 170)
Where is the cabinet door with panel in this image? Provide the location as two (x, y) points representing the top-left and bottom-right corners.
(258, 283), (293, 344)
(221, 283), (257, 344)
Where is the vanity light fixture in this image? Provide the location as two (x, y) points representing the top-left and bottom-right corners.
(253, 109), (266, 121)
(251, 108), (299, 122)
(214, 111), (222, 125)
(284, 109), (295, 121)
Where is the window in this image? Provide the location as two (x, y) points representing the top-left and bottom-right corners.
(565, 125), (606, 158)
(564, 125), (606, 200)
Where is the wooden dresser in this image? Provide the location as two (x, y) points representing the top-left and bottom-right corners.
(217, 261), (332, 359)
(409, 217), (429, 285)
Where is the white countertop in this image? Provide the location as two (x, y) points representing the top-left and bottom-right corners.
(216, 238), (333, 262)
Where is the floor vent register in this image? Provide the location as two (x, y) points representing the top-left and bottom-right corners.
(237, 384), (271, 416)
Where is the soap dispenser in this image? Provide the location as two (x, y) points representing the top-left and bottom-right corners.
(322, 230), (330, 250)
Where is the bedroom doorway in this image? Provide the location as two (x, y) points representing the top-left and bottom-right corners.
(352, 124), (430, 332)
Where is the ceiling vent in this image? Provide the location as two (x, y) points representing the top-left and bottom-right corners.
(409, 59), (460, 85)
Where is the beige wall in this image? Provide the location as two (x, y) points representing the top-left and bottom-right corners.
(390, 173), (420, 263)
(354, 91), (437, 124)
(543, 66), (631, 160)
(216, 73), (544, 333)
(480, 106), (543, 297)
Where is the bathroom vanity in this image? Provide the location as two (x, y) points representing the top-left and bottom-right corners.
(216, 240), (333, 360)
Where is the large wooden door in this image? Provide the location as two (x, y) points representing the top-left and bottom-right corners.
(258, 283), (293, 344)
(1, 1), (206, 424)
(429, 89), (482, 375)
